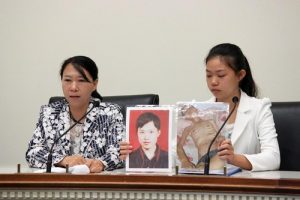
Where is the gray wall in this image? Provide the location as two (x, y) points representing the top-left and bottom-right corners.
(1, 0), (300, 167)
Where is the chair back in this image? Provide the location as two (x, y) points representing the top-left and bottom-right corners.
(271, 102), (300, 171)
(49, 94), (159, 121)
(102, 94), (159, 118)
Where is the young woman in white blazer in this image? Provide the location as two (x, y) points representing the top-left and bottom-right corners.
(205, 43), (280, 171)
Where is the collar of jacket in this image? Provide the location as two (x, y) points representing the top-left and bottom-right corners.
(207, 90), (252, 144)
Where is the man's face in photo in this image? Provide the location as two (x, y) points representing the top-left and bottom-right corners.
(137, 121), (161, 151)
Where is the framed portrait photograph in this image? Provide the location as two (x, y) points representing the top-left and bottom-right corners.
(125, 107), (173, 173)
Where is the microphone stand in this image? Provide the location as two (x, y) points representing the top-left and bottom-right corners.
(46, 102), (98, 173)
(204, 97), (238, 175)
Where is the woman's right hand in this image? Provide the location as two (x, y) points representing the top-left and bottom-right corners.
(57, 155), (86, 167)
(85, 158), (104, 173)
(181, 160), (196, 168)
(119, 141), (133, 160)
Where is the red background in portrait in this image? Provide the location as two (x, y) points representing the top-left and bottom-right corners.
(128, 109), (169, 151)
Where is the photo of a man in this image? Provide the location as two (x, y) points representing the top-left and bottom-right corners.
(126, 108), (172, 172)
(129, 112), (168, 168)
(176, 102), (229, 174)
(177, 105), (223, 169)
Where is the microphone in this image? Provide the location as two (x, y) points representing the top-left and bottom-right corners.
(46, 101), (100, 173)
(204, 96), (239, 175)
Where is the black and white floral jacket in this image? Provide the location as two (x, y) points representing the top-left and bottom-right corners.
(25, 98), (125, 170)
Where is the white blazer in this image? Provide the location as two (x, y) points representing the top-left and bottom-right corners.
(209, 91), (280, 171)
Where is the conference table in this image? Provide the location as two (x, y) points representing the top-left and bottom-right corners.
(0, 166), (300, 200)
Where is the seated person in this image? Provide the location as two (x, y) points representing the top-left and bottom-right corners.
(26, 56), (125, 173)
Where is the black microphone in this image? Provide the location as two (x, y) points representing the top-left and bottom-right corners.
(46, 101), (100, 173)
(204, 96), (239, 175)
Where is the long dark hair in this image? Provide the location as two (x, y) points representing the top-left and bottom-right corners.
(205, 43), (258, 97)
(60, 56), (103, 100)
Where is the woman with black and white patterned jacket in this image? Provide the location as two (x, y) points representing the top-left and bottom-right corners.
(26, 56), (125, 173)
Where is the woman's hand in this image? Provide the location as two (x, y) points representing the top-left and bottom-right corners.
(181, 160), (196, 168)
(217, 139), (235, 164)
(119, 141), (133, 160)
(218, 139), (253, 170)
(57, 155), (86, 167)
(85, 159), (104, 173)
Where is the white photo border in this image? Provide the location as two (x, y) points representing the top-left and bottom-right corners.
(125, 106), (173, 173)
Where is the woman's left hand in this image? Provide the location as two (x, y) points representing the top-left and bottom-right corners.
(85, 159), (104, 173)
(217, 139), (235, 164)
